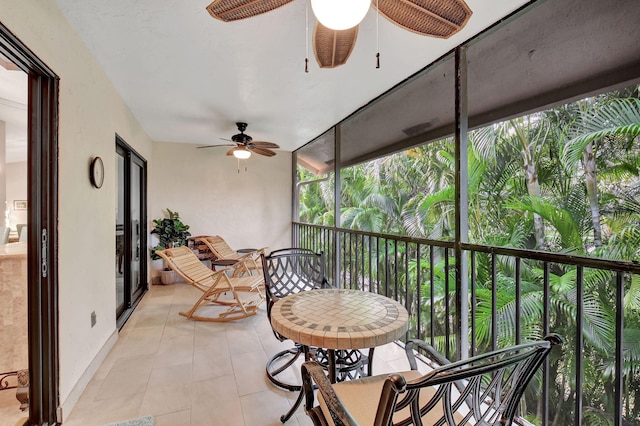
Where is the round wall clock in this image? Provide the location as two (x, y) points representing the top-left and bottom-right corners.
(90, 156), (104, 188)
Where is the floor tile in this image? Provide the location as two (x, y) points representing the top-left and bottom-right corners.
(62, 282), (417, 426)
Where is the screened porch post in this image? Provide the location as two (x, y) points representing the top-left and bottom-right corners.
(334, 124), (342, 288)
(454, 46), (470, 360)
(292, 150), (298, 247)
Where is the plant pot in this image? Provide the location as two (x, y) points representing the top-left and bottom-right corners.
(159, 270), (177, 285)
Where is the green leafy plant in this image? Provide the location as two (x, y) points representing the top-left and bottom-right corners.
(150, 208), (191, 262)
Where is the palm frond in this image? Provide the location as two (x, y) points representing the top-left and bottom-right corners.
(506, 196), (584, 252)
(624, 274), (640, 311)
(563, 98), (640, 165)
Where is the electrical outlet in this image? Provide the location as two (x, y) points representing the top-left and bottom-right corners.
(91, 311), (96, 328)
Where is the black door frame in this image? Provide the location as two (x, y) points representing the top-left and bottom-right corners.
(116, 135), (147, 329)
(0, 22), (60, 425)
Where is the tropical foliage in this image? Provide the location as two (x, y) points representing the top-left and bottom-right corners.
(297, 88), (640, 424)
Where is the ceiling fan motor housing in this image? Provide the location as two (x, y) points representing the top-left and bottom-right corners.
(232, 122), (252, 144)
(197, 121), (278, 157)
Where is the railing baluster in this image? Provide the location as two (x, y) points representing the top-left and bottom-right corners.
(575, 266), (584, 426)
(491, 253), (497, 352)
(515, 257), (521, 346)
(405, 242), (410, 322)
(430, 245), (435, 347)
(342, 232), (346, 288)
(615, 271), (624, 426)
(394, 240), (399, 300)
(470, 250), (476, 357)
(376, 237), (380, 294)
(385, 239), (389, 298)
(543, 261), (550, 426)
(360, 234), (365, 291)
(445, 247), (451, 359)
(368, 235), (373, 293)
(417, 244), (422, 342)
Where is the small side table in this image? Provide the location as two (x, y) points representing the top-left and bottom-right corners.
(210, 259), (238, 271)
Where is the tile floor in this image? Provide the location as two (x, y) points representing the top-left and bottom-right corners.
(61, 282), (415, 426)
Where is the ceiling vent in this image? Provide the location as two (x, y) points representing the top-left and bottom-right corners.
(402, 121), (433, 137)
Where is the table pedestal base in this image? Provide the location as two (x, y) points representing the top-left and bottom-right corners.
(277, 348), (374, 423)
(266, 344), (310, 392)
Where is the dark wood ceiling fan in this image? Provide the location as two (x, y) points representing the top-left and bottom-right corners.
(205, 0), (472, 68)
(197, 122), (280, 157)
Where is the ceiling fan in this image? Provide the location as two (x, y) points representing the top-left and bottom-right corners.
(197, 122), (280, 158)
(205, 0), (472, 68)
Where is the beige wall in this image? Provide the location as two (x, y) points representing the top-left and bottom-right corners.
(149, 141), (292, 276)
(0, 0), (153, 412)
(0, 1), (293, 416)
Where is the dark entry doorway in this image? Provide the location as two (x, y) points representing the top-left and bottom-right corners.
(0, 22), (60, 426)
(115, 136), (147, 327)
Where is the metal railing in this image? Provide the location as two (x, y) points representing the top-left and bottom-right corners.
(292, 221), (640, 426)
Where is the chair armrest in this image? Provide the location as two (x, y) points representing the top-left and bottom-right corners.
(302, 361), (407, 426)
(404, 339), (451, 371)
(301, 361), (359, 426)
(230, 253), (263, 277)
(233, 252), (256, 266)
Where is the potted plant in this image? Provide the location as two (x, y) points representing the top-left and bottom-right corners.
(150, 208), (191, 284)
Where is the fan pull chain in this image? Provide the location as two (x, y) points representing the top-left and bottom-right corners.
(376, 0), (380, 68)
(236, 158), (249, 173)
(305, 1), (309, 73)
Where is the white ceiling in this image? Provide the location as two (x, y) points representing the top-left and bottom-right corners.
(45, 1), (530, 153)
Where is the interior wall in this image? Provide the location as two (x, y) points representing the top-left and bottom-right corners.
(149, 141), (291, 276)
(0, 0), (153, 410)
(6, 161), (27, 229)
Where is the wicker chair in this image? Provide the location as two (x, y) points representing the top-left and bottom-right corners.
(156, 246), (264, 322)
(302, 334), (563, 426)
(197, 235), (265, 276)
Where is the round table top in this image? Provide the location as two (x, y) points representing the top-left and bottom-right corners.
(270, 289), (409, 350)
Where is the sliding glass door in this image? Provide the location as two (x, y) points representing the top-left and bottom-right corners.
(116, 136), (147, 326)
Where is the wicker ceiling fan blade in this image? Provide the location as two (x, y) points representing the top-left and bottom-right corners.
(374, 0), (472, 38)
(248, 146), (277, 157)
(313, 22), (358, 68)
(251, 141), (280, 149)
(197, 143), (236, 149)
(206, 0), (295, 22)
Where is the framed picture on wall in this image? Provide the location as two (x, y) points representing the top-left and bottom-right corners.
(13, 200), (28, 210)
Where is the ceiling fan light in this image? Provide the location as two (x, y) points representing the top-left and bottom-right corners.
(311, 0), (370, 30)
(233, 149), (251, 159)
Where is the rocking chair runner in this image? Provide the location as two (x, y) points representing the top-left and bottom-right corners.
(156, 246), (264, 322)
(197, 235), (265, 276)
(302, 334), (563, 426)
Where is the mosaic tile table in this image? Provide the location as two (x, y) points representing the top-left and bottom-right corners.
(270, 288), (409, 380)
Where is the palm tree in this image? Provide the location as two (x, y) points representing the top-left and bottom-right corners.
(562, 97), (640, 249)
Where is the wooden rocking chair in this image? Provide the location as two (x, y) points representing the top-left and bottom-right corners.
(156, 246), (264, 322)
(197, 235), (265, 276)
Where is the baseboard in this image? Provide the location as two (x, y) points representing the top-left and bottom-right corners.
(58, 329), (119, 422)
